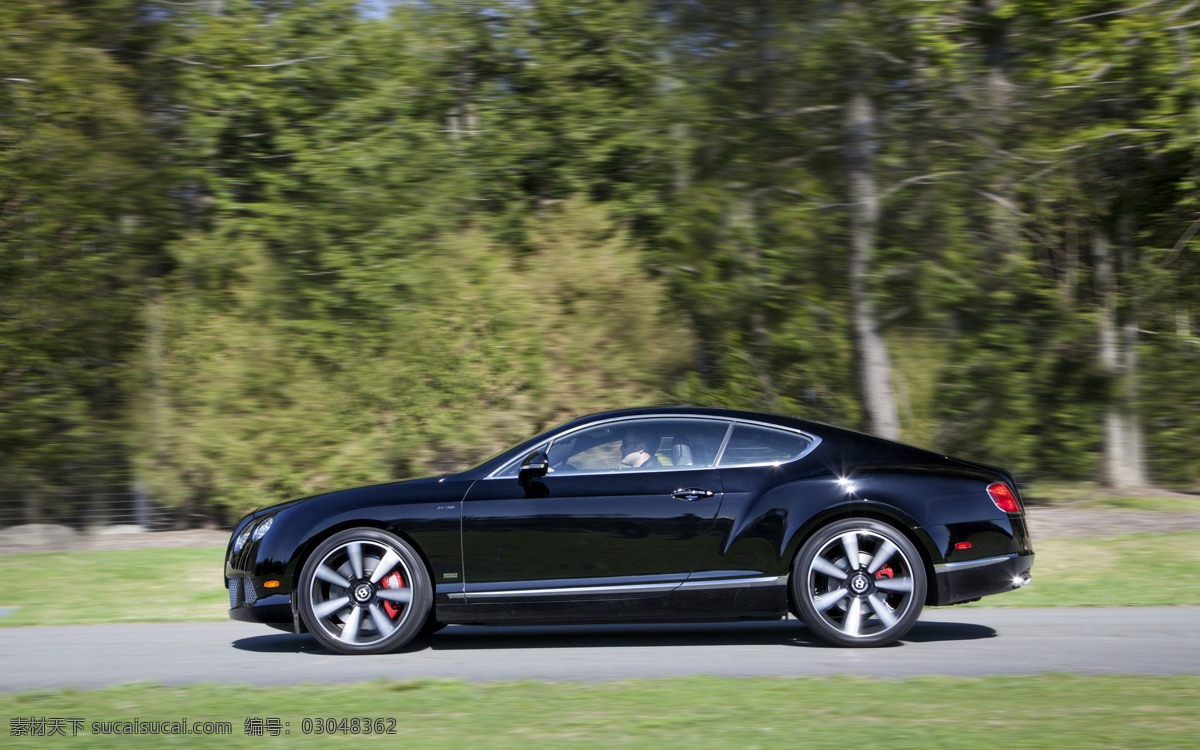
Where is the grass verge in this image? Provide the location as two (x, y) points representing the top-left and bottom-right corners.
(2, 675), (1197, 748)
(1021, 481), (1200, 511)
(2, 530), (1199, 627)
(953, 529), (1200, 608)
(1086, 495), (1200, 512)
(0, 548), (228, 627)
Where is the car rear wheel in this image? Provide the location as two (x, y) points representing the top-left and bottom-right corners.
(793, 518), (926, 647)
(298, 528), (432, 655)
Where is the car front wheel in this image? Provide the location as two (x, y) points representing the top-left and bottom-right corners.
(298, 528), (432, 655)
(793, 518), (927, 647)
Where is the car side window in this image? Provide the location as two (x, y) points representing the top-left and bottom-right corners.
(546, 418), (732, 474)
(564, 437), (625, 471)
(717, 424), (814, 467)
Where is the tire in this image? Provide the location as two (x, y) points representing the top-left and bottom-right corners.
(297, 528), (432, 655)
(792, 518), (927, 647)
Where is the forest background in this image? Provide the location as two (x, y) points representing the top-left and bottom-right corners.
(2, 0), (1197, 527)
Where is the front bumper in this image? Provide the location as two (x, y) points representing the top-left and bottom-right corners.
(932, 551), (1034, 606)
(227, 573), (295, 630)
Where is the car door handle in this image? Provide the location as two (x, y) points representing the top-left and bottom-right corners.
(672, 488), (715, 501)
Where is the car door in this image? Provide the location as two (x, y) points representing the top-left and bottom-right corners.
(459, 417), (732, 602)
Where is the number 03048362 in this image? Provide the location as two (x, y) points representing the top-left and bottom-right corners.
(300, 718), (397, 735)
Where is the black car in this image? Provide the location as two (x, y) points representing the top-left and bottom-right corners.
(226, 407), (1033, 653)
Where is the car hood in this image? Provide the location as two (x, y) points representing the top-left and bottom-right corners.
(243, 474), (453, 521)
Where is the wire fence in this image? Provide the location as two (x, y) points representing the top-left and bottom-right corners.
(0, 475), (176, 531)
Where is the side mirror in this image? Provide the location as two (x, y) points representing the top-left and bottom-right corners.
(519, 450), (550, 479)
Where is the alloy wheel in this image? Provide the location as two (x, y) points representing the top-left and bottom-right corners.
(299, 529), (431, 654)
(794, 519), (926, 647)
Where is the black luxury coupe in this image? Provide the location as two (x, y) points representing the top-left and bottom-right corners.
(226, 407), (1034, 653)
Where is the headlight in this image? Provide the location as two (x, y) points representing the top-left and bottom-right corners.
(233, 525), (254, 553)
(252, 516), (274, 541)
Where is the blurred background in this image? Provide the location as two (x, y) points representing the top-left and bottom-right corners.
(1, 0), (1197, 530)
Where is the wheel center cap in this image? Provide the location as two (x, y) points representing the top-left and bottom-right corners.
(353, 583), (374, 603)
(849, 573), (870, 595)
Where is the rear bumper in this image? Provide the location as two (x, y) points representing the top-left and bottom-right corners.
(932, 551), (1033, 606)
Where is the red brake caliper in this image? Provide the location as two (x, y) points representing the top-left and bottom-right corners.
(875, 565), (894, 580)
(380, 571), (405, 618)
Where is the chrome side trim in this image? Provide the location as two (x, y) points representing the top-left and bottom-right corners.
(933, 553), (1019, 573)
(711, 424), (735, 466)
(488, 455), (724, 481)
(449, 582), (677, 600)
(447, 575), (788, 600)
(680, 575), (787, 591)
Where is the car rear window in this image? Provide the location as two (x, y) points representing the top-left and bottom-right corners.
(718, 424), (814, 467)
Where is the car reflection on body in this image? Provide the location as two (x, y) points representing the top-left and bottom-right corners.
(226, 407), (1034, 653)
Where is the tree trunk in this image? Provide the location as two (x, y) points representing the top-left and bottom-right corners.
(846, 85), (900, 439)
(22, 493), (42, 525)
(730, 195), (779, 408)
(670, 122), (690, 194)
(982, 0), (1020, 263)
(1094, 225), (1148, 488)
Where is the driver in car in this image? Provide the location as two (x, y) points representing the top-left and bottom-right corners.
(620, 433), (662, 469)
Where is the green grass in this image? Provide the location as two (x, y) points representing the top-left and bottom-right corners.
(2, 530), (1199, 627)
(953, 529), (1200, 609)
(1, 675), (1197, 748)
(1021, 481), (1200, 511)
(0, 548), (227, 627)
(1086, 495), (1200, 512)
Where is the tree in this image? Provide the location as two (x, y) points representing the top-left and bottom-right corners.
(0, 0), (169, 525)
(1001, 0), (1199, 487)
(135, 2), (690, 520)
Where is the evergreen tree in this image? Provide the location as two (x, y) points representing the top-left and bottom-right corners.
(0, 0), (169, 524)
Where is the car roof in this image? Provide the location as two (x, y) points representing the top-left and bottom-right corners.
(557, 406), (831, 435)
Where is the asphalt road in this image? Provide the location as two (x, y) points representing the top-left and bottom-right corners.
(1, 607), (1196, 692)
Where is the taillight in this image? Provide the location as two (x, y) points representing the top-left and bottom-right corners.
(987, 482), (1021, 513)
